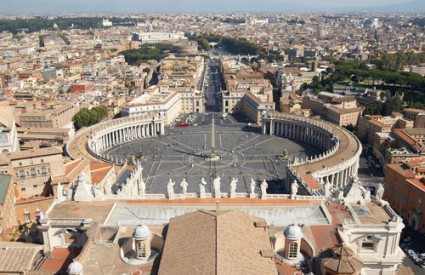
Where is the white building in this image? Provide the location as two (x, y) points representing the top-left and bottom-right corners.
(0, 106), (20, 153)
(136, 32), (186, 44)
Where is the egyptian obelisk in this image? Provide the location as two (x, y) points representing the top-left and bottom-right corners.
(211, 117), (216, 158)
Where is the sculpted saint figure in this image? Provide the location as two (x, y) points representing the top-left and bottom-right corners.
(291, 180), (299, 196)
(180, 178), (189, 195)
(250, 178), (256, 195)
(261, 179), (268, 197)
(167, 178), (175, 199)
(213, 176), (221, 198)
(230, 178), (238, 197)
(376, 183), (384, 200)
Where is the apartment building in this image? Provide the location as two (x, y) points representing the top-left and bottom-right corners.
(220, 57), (274, 124)
(385, 158), (425, 233)
(0, 147), (65, 199)
(302, 92), (363, 127)
(0, 106), (20, 153)
(121, 86), (204, 125)
(19, 103), (79, 129)
(0, 175), (16, 240)
(358, 113), (413, 144)
(403, 108), (425, 128)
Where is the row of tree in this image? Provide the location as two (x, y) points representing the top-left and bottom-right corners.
(73, 106), (108, 130)
(332, 60), (425, 91)
(0, 17), (102, 34)
(120, 43), (174, 65)
(372, 52), (425, 71)
(186, 33), (284, 62)
(362, 95), (403, 116)
(0, 16), (146, 34)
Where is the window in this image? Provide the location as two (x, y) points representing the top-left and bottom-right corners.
(30, 168), (36, 176)
(19, 169), (25, 178)
(288, 242), (298, 258)
(361, 242), (374, 252)
(24, 208), (30, 222)
(33, 185), (37, 188)
(19, 162), (22, 166)
(21, 188), (26, 192)
(137, 242), (146, 258)
(40, 159), (44, 163)
(40, 166), (47, 175)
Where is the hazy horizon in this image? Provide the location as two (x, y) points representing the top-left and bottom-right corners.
(0, 0), (423, 15)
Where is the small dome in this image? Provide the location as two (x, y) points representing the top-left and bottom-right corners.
(67, 260), (83, 274)
(133, 224), (151, 240)
(284, 224), (303, 240)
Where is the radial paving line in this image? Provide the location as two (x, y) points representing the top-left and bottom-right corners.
(233, 135), (261, 150)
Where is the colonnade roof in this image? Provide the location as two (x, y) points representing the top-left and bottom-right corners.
(293, 122), (360, 175)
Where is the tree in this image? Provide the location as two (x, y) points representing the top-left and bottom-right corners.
(73, 106), (109, 130)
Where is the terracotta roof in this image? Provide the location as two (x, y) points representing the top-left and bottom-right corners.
(0, 241), (43, 273)
(52, 158), (90, 185)
(407, 178), (425, 192)
(301, 174), (321, 190)
(403, 108), (425, 113)
(322, 246), (363, 274)
(0, 106), (15, 129)
(0, 147), (63, 165)
(158, 210), (277, 275)
(393, 129), (422, 151)
(90, 160), (113, 184)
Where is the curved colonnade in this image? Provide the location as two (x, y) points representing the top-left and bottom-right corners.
(262, 112), (362, 195)
(66, 113), (166, 164)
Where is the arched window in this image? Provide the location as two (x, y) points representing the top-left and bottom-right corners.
(30, 168), (36, 176)
(289, 242), (298, 258)
(40, 166), (47, 175)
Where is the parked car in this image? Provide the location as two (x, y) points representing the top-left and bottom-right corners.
(408, 250), (417, 258)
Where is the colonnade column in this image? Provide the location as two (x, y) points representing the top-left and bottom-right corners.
(269, 120), (274, 136)
(160, 122), (165, 135)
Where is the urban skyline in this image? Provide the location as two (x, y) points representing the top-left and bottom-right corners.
(0, 4), (425, 274)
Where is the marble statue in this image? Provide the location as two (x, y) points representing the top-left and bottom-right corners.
(230, 178), (238, 198)
(199, 178), (207, 198)
(324, 178), (331, 197)
(167, 178), (175, 199)
(260, 179), (268, 199)
(291, 180), (299, 196)
(199, 184), (206, 198)
(376, 183), (384, 201)
(201, 177), (207, 186)
(56, 182), (64, 202)
(180, 178), (189, 195)
(213, 176), (221, 198)
(250, 178), (256, 195)
(138, 179), (146, 196)
(104, 179), (112, 196)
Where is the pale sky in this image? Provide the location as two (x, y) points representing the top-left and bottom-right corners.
(0, 0), (418, 14)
